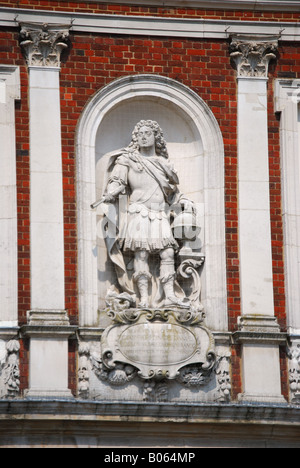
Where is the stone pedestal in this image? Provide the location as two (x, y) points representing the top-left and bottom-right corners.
(233, 315), (286, 403)
(23, 311), (75, 399)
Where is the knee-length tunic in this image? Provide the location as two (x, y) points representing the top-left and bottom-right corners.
(106, 150), (180, 252)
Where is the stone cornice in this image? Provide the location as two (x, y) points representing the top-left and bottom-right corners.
(0, 8), (299, 42)
(1, 400), (299, 425)
(12, 0), (300, 12)
(2, 400), (300, 446)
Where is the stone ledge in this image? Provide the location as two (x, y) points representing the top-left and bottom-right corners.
(0, 327), (19, 340)
(232, 314), (287, 344)
(27, 309), (71, 327)
(22, 309), (77, 338)
(232, 331), (287, 344)
(20, 325), (77, 339)
(1, 402), (300, 447)
(24, 389), (74, 400)
(0, 399), (299, 426)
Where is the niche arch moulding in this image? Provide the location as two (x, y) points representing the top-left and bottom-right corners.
(76, 74), (228, 402)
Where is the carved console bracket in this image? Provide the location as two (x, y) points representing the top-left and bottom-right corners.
(229, 34), (279, 78)
(19, 22), (70, 67)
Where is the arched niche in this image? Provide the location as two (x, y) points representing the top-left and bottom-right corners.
(76, 75), (227, 331)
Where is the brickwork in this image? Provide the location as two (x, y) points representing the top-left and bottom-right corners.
(0, 0), (299, 399)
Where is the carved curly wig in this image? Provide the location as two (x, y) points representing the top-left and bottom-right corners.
(128, 120), (169, 159)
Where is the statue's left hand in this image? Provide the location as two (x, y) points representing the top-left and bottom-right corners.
(181, 199), (196, 213)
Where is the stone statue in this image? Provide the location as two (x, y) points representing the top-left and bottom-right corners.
(92, 120), (202, 311)
(90, 121), (215, 394)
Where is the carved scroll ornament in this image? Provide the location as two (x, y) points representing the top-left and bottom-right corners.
(101, 308), (216, 382)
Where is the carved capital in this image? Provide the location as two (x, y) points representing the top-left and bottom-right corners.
(229, 34), (279, 78)
(19, 22), (70, 68)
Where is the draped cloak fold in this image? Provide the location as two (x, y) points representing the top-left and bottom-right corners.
(103, 149), (186, 298)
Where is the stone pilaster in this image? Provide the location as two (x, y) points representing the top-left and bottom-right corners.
(274, 79), (300, 404)
(0, 65), (20, 328)
(230, 34), (286, 403)
(20, 23), (74, 399)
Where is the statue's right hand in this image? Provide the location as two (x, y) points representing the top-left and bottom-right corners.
(103, 193), (116, 203)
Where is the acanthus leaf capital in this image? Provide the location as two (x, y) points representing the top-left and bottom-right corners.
(19, 22), (71, 68)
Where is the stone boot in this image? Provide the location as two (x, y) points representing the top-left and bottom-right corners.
(134, 271), (151, 308)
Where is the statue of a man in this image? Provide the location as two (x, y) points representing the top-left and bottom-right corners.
(96, 120), (195, 309)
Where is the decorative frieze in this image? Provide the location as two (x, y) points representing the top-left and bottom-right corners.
(19, 22), (70, 67)
(229, 34), (278, 77)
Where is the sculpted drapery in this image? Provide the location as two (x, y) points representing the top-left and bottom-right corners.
(94, 120), (196, 309)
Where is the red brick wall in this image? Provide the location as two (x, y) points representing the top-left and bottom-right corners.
(1, 1), (299, 399)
